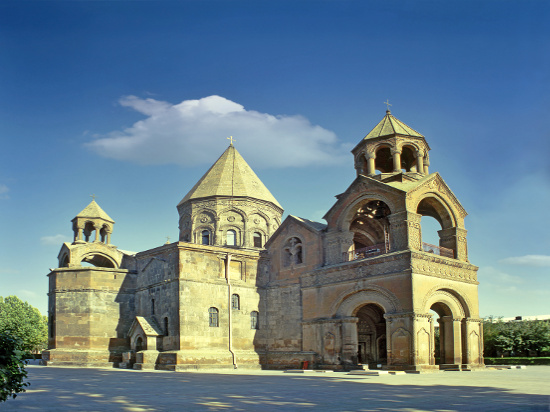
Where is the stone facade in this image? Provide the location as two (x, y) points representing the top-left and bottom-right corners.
(43, 111), (483, 371)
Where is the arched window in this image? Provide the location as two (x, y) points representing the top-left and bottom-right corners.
(135, 336), (144, 352)
(151, 299), (155, 315)
(164, 317), (169, 336)
(227, 229), (237, 246)
(253, 232), (262, 248)
(231, 294), (240, 310)
(201, 230), (210, 245)
(208, 307), (219, 327)
(250, 311), (259, 330)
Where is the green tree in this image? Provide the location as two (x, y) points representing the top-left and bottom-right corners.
(483, 318), (550, 357)
(0, 332), (29, 402)
(0, 296), (48, 354)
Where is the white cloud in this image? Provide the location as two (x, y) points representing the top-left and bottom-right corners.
(499, 255), (550, 267)
(86, 95), (348, 168)
(0, 184), (9, 199)
(41, 234), (70, 245)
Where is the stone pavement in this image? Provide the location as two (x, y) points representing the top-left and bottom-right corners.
(3, 365), (549, 411)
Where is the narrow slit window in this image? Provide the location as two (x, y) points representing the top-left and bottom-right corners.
(253, 232), (262, 248)
(251, 311), (259, 330)
(201, 230), (210, 245)
(231, 294), (240, 310)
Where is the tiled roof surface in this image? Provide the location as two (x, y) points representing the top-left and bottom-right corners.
(75, 200), (114, 222)
(178, 145), (281, 208)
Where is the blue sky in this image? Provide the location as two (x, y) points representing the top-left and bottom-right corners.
(0, 1), (549, 317)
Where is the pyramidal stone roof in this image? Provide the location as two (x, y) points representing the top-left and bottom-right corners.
(74, 200), (114, 223)
(178, 145), (282, 209)
(363, 110), (424, 139)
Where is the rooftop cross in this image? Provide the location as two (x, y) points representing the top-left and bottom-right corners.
(384, 99), (392, 112)
(90, 194), (96, 201)
(227, 136), (236, 146)
(165, 236), (171, 244)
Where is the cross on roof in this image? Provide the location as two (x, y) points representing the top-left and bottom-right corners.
(90, 194), (96, 201)
(227, 136), (236, 146)
(384, 100), (392, 111)
(166, 236), (171, 243)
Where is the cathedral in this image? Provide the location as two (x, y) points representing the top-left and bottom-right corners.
(43, 110), (484, 371)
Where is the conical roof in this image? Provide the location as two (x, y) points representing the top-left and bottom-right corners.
(363, 110), (424, 139)
(74, 200), (114, 223)
(178, 145), (282, 209)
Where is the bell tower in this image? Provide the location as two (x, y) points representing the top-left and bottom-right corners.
(352, 108), (430, 178)
(313, 108), (483, 371)
(71, 198), (114, 245)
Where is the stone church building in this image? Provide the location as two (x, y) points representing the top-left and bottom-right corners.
(43, 110), (484, 371)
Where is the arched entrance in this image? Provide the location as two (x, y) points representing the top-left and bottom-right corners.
(355, 304), (387, 367)
(430, 302), (458, 366)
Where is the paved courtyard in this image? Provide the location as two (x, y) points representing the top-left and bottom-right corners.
(3, 365), (549, 411)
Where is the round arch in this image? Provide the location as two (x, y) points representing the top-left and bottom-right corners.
(248, 209), (271, 223)
(337, 194), (396, 232)
(333, 287), (401, 317)
(415, 194), (458, 229)
(218, 207), (247, 221)
(422, 288), (470, 318)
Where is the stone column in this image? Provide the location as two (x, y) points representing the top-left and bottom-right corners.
(438, 227), (468, 261)
(340, 317), (359, 367)
(325, 230), (354, 265)
(416, 151), (424, 174)
(242, 218), (248, 247)
(391, 149), (402, 173)
(76, 227), (84, 243)
(354, 157), (365, 176)
(423, 158), (430, 174)
(214, 218), (221, 246)
(387, 211), (422, 253)
(438, 316), (462, 365)
(451, 318), (463, 365)
(93, 224), (99, 242)
(366, 152), (376, 176)
(461, 318), (484, 366)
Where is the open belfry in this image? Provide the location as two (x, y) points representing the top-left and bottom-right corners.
(43, 109), (484, 371)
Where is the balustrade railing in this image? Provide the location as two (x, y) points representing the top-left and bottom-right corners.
(422, 242), (454, 258)
(344, 243), (387, 262)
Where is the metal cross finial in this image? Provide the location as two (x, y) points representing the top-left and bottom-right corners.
(166, 236), (171, 243)
(90, 194), (96, 201)
(384, 100), (392, 111)
(227, 136), (236, 146)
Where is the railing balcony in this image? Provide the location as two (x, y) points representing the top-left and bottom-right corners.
(344, 243), (388, 262)
(422, 242), (455, 259)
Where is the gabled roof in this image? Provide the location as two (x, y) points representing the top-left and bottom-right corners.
(178, 145), (282, 209)
(129, 316), (163, 337)
(264, 214), (325, 249)
(363, 110), (424, 140)
(73, 200), (114, 223)
(289, 215), (327, 232)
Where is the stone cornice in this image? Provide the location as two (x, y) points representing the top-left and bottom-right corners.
(301, 251), (410, 288)
(411, 251), (478, 284)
